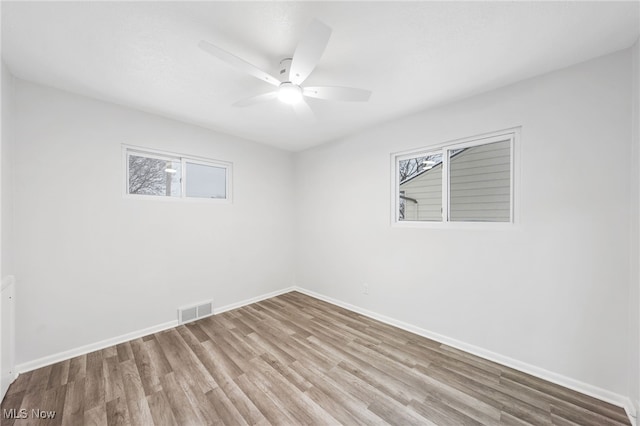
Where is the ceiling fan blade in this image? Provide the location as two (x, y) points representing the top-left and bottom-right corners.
(289, 19), (332, 85)
(293, 99), (316, 122)
(233, 92), (278, 107)
(303, 86), (372, 102)
(198, 40), (281, 87)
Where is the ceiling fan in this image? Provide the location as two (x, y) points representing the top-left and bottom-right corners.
(198, 19), (372, 119)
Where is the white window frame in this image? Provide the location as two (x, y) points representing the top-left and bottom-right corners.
(391, 128), (519, 229)
(123, 145), (232, 203)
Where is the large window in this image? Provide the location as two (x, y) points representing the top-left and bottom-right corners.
(393, 131), (515, 224)
(124, 147), (231, 202)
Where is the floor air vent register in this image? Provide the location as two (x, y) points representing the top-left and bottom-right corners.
(178, 300), (213, 324)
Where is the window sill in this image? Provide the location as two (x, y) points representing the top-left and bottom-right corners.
(391, 220), (517, 231)
(123, 194), (232, 204)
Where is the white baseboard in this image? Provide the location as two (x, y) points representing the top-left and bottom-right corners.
(215, 286), (295, 315)
(8, 370), (18, 389)
(14, 286), (296, 375)
(0, 371), (18, 402)
(1, 275), (16, 402)
(624, 399), (638, 426)
(15, 320), (179, 374)
(292, 286), (637, 423)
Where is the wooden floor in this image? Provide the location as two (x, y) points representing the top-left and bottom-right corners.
(1, 292), (630, 426)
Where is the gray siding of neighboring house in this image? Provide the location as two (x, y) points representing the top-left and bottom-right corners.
(399, 139), (511, 222)
(400, 164), (442, 221)
(449, 140), (511, 222)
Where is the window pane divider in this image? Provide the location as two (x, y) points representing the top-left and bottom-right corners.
(442, 147), (449, 222)
(180, 157), (187, 197)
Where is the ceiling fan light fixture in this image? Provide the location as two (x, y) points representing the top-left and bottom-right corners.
(278, 82), (303, 105)
(199, 19), (371, 113)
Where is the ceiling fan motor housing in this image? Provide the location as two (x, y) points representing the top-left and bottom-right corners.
(279, 58), (293, 81)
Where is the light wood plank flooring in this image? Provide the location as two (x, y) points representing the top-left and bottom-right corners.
(1, 291), (631, 425)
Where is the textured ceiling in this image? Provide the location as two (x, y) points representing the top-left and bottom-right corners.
(2, 1), (639, 151)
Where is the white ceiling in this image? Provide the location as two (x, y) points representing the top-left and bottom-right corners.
(2, 1), (639, 151)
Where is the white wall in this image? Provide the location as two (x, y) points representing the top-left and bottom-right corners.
(11, 79), (294, 365)
(630, 38), (640, 415)
(295, 49), (633, 397)
(1, 61), (17, 399)
(1, 64), (13, 279)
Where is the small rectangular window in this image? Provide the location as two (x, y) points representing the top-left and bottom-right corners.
(124, 147), (231, 202)
(393, 130), (515, 225)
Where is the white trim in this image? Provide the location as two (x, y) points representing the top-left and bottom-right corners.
(215, 287), (295, 315)
(442, 147), (449, 221)
(393, 127), (520, 159)
(624, 399), (638, 426)
(391, 219), (520, 231)
(390, 153), (398, 223)
(14, 286), (295, 374)
(123, 193), (232, 204)
(127, 149), (180, 163)
(1, 370), (19, 402)
(16, 320), (178, 374)
(122, 143), (224, 165)
(292, 286), (636, 423)
(1, 276), (17, 400)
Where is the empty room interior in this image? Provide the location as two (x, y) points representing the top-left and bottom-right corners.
(1, 1), (640, 425)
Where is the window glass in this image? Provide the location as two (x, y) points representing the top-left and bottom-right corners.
(128, 154), (182, 197)
(398, 152), (442, 221)
(185, 162), (227, 199)
(448, 140), (511, 222)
